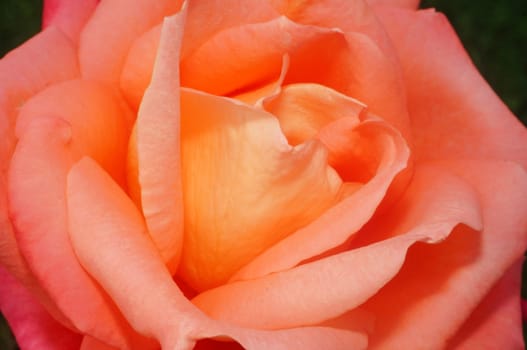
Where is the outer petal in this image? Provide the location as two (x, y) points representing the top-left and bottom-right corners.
(192, 163), (482, 329)
(447, 260), (524, 349)
(272, 0), (411, 137)
(366, 0), (419, 9)
(66, 157), (368, 350)
(128, 7), (186, 274)
(43, 0), (98, 41)
(0, 27), (79, 323)
(8, 79), (144, 348)
(359, 161), (527, 349)
(120, 0), (280, 109)
(79, 0), (183, 83)
(376, 8), (527, 167)
(0, 266), (81, 350)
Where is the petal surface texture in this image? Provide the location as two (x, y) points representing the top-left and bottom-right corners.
(42, 0), (98, 41)
(0, 266), (81, 350)
(376, 7), (527, 167)
(192, 163), (483, 329)
(66, 157), (368, 350)
(178, 89), (342, 291)
(128, 7), (186, 274)
(358, 161), (527, 349)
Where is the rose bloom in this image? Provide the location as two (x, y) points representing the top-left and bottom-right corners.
(1, 0), (527, 349)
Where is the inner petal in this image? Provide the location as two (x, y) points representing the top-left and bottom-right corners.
(178, 89), (343, 291)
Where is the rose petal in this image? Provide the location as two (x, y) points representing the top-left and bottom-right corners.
(66, 158), (368, 350)
(359, 161), (527, 349)
(181, 16), (345, 96)
(366, 0), (419, 9)
(0, 26), (80, 328)
(80, 337), (121, 350)
(121, 0), (280, 108)
(8, 114), (141, 348)
(66, 157), (203, 348)
(178, 89), (343, 291)
(273, 0), (410, 137)
(16, 80), (132, 185)
(233, 55), (290, 106)
(79, 0), (182, 83)
(447, 260), (524, 349)
(42, 0), (98, 41)
(0, 266), (82, 350)
(128, 9), (186, 274)
(376, 7), (527, 167)
(232, 84), (409, 281)
(193, 163), (482, 329)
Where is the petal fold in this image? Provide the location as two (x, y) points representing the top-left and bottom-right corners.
(43, 0), (98, 41)
(360, 161), (527, 349)
(0, 266), (82, 350)
(376, 8), (527, 167)
(233, 84), (409, 281)
(79, 0), (182, 83)
(193, 163), (482, 329)
(178, 89), (343, 291)
(128, 8), (186, 274)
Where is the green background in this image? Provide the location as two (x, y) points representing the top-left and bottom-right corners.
(0, 0), (526, 348)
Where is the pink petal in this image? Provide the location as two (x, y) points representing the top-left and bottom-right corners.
(66, 157), (368, 350)
(192, 163), (482, 329)
(79, 0), (183, 83)
(0, 266), (81, 350)
(448, 260), (524, 349)
(42, 0), (98, 41)
(232, 84), (409, 281)
(359, 161), (527, 349)
(8, 115), (140, 348)
(128, 9), (186, 274)
(375, 7), (527, 167)
(120, 0), (280, 109)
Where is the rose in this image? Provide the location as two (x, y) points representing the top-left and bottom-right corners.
(1, 0), (527, 349)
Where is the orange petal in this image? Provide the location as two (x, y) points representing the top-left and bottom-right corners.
(181, 16), (343, 96)
(360, 161), (527, 349)
(181, 0), (279, 59)
(128, 11), (186, 274)
(79, 0), (182, 83)
(233, 85), (409, 281)
(178, 89), (343, 291)
(80, 337), (121, 350)
(263, 83), (366, 146)
(447, 260), (524, 349)
(366, 0), (419, 9)
(66, 157), (204, 347)
(42, 0), (98, 41)
(0, 266), (82, 350)
(193, 163), (482, 329)
(66, 158), (370, 349)
(376, 7), (527, 167)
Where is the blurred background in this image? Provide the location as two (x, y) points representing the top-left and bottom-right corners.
(0, 0), (526, 348)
